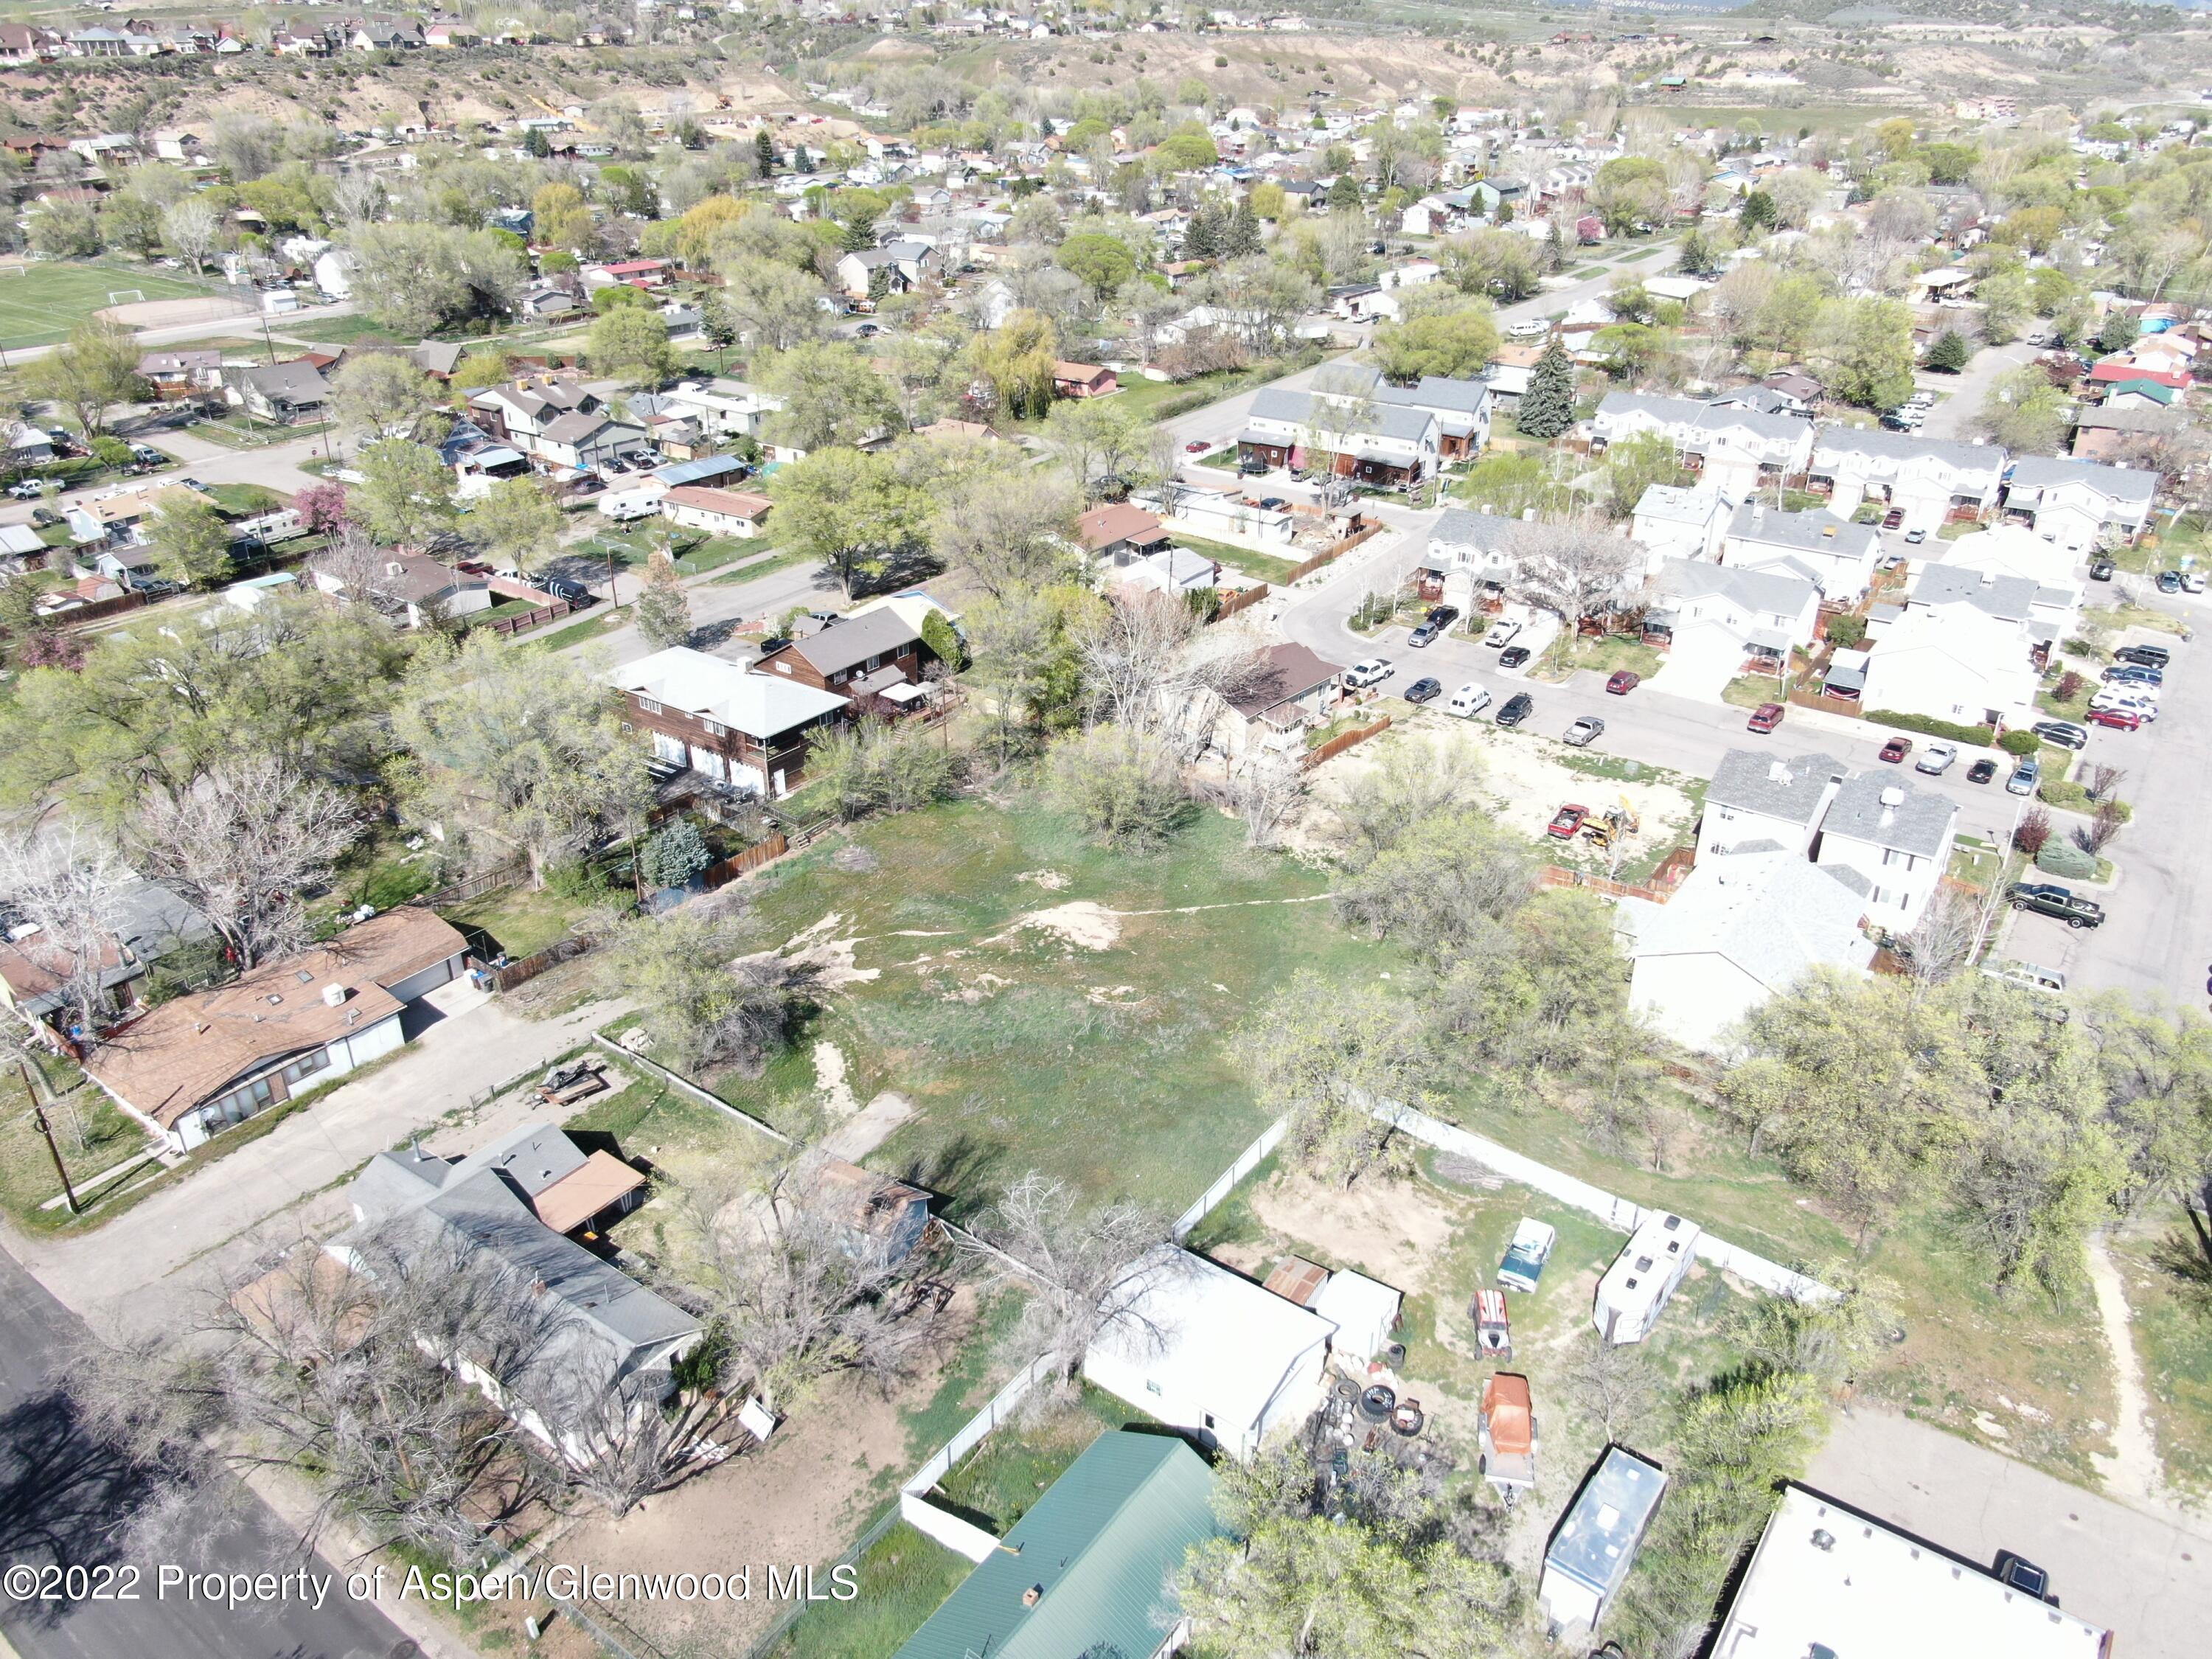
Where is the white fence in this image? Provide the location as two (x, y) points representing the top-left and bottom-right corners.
(1174, 1116), (1289, 1239)
(897, 1350), (1059, 1563)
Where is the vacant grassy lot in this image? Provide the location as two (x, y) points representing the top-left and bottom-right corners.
(2108, 1213), (2212, 1500)
(711, 799), (1396, 1218)
(443, 880), (598, 959)
(0, 260), (215, 350)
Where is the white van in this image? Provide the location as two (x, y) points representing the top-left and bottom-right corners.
(1445, 682), (1492, 719)
(1983, 961), (2067, 996)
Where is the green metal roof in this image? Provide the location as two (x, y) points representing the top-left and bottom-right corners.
(895, 1430), (1224, 1659)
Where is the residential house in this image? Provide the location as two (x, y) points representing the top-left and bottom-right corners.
(0, 877), (213, 1034)
(1418, 507), (1521, 608)
(1318, 364), (1492, 461)
(1051, 361), (1119, 399)
(2070, 403), (2185, 465)
(2000, 456), (2160, 552)
(65, 489), (164, 554)
(527, 411), (647, 473)
(1812, 771), (1958, 930)
(136, 349), (223, 400)
(517, 285), (581, 319)
(1239, 386), (1439, 487)
(1617, 846), (1876, 1052)
(1644, 558), (1823, 681)
(231, 361), (331, 425)
(764, 609), (938, 714)
(1481, 343), (1548, 404)
(1537, 1449), (1669, 1639)
(467, 378), (599, 452)
(1202, 641), (1342, 758)
(1714, 1485), (2114, 1659)
(312, 549), (498, 629)
(1938, 522), (2086, 619)
(652, 485), (767, 538)
(0, 524), (46, 574)
(611, 647), (850, 797)
(6, 426), (52, 467)
(1077, 501), (1172, 563)
(1697, 749), (1846, 861)
(83, 909), (471, 1152)
(1631, 483), (1733, 568)
(1861, 602), (2037, 731)
(0, 24), (60, 62)
(1723, 503), (1882, 600)
(1113, 545), (1220, 599)
(894, 1432), (1224, 1659)
(832, 240), (937, 299)
(1806, 427), (2004, 536)
(1590, 392), (1813, 498)
(327, 1124), (698, 1461)
(2084, 361), (2189, 400)
(1083, 1247), (1336, 1461)
(1593, 1210), (1702, 1346)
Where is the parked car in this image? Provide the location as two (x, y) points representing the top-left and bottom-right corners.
(2114, 644), (2171, 669)
(1904, 527), (1927, 544)
(1425, 604), (1460, 629)
(1485, 619), (1521, 649)
(1967, 757), (1998, 784)
(1747, 702), (1785, 733)
(543, 577), (593, 605)
(1882, 508), (1905, 529)
(1604, 669), (1640, 695)
(2008, 883), (2104, 928)
(1343, 657), (1394, 689)
(2185, 571), (2207, 595)
(1879, 735), (1913, 762)
(2090, 559), (2116, 582)
(1497, 1217), (1557, 1291)
(1183, 439), (1209, 453)
(1257, 495), (1287, 510)
(1498, 645), (1531, 669)
(1915, 740), (1958, 775)
(129, 444), (164, 465)
(1444, 682), (1492, 719)
(1562, 716), (1605, 748)
(1403, 676), (1443, 704)
(2008, 757), (2041, 796)
(1495, 692), (1534, 728)
(1408, 619), (1445, 647)
(2157, 570), (2183, 593)
(2086, 706), (2146, 731)
(2031, 720), (2090, 750)
(1547, 804), (1589, 838)
(4, 481), (41, 500)
(2105, 664), (2163, 686)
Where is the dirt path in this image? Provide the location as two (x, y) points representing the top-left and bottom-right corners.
(2087, 1230), (2169, 1509)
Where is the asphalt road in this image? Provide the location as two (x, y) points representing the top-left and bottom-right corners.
(0, 1248), (411, 1659)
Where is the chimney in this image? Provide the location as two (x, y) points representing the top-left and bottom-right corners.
(1752, 501), (1766, 521)
(1020, 1585), (1044, 1608)
(1821, 524), (1836, 538)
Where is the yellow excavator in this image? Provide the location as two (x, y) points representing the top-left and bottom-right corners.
(1582, 796), (1641, 853)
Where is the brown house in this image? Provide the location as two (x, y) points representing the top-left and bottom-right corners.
(611, 645), (851, 798)
(761, 608), (937, 714)
(1053, 361), (1119, 399)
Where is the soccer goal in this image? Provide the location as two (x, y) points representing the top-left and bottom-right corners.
(0, 266), (25, 280)
(106, 289), (145, 305)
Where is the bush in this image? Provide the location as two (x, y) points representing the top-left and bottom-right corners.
(2035, 838), (2098, 878)
(2053, 670), (2086, 703)
(1823, 614), (1867, 650)
(1999, 728), (2042, 755)
(1865, 709), (1996, 747)
(642, 819), (713, 890)
(2038, 779), (2131, 821)
(810, 721), (961, 821)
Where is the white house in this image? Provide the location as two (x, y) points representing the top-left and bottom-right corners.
(646, 378), (782, 440)
(1419, 507), (1523, 607)
(1940, 521), (2085, 612)
(1697, 749), (1846, 860)
(1084, 1248), (1335, 1461)
(1238, 386), (1438, 487)
(659, 484), (773, 538)
(1593, 1211), (1702, 1346)
(1860, 602), (2038, 731)
(1724, 503), (1882, 599)
(1590, 392), (1813, 498)
(2000, 455), (2160, 552)
(1812, 771), (1958, 930)
(1646, 557), (1823, 681)
(1631, 483), (1733, 568)
(1538, 1449), (1669, 1641)
(1617, 846), (1876, 1053)
(1807, 427), (2005, 536)
(1307, 1268), (1402, 1364)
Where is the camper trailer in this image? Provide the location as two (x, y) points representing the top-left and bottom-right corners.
(1593, 1211), (1702, 1346)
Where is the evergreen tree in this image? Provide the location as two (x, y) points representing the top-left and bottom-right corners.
(524, 127), (551, 159)
(1495, 198), (1514, 224)
(1545, 212), (1568, 274)
(1739, 189), (1779, 234)
(634, 552), (692, 651)
(1924, 330), (1972, 373)
(1676, 227), (1713, 277)
(754, 128), (776, 177)
(642, 819), (712, 891)
(792, 144), (813, 174)
(1183, 198), (1222, 260)
(1326, 173), (1363, 212)
(1516, 338), (1577, 440)
(1225, 199), (1262, 257)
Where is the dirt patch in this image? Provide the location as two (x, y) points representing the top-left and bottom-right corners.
(1002, 902), (1121, 952)
(96, 294), (253, 329)
(1248, 1169), (1460, 1294)
(1014, 869), (1071, 891)
(813, 1041), (858, 1118)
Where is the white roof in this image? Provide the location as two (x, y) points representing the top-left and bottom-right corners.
(1596, 1210), (1702, 1321)
(610, 646), (849, 739)
(1718, 1485), (2111, 1658)
(1308, 1268), (1401, 1362)
(0, 524), (45, 555)
(1090, 1248), (1335, 1435)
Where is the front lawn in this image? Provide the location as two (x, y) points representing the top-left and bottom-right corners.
(1720, 672), (1787, 709)
(0, 1066), (156, 1234)
(208, 482), (291, 515)
(1170, 531), (1307, 586)
(1539, 633), (1663, 682)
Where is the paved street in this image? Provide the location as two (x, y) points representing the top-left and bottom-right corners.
(1806, 1405), (2212, 1659)
(1915, 339), (2037, 441)
(0, 1249), (414, 1659)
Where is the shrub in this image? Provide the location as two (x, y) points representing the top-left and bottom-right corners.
(1999, 729), (2042, 756)
(2013, 804), (2052, 857)
(642, 820), (712, 890)
(1865, 709), (1997, 746)
(2035, 838), (2098, 878)
(2054, 670), (2086, 703)
(2038, 779), (2131, 821)
(1823, 614), (1866, 650)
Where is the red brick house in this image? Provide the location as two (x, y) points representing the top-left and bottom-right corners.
(1054, 361), (1119, 399)
(611, 646), (851, 797)
(761, 608), (938, 716)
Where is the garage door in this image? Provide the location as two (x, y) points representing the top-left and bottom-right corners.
(1652, 624), (1753, 701)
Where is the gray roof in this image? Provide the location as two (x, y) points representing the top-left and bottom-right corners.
(1652, 556), (1820, 615)
(653, 454), (749, 488)
(1544, 1448), (1670, 1600)
(241, 361), (328, 400)
(1310, 361), (1381, 400)
(1706, 749), (1846, 825)
(2006, 454), (2159, 507)
(540, 410), (630, 445)
(2073, 406), (2185, 434)
(1248, 386), (1316, 425)
(1910, 564), (2039, 622)
(1430, 507), (1522, 553)
(1635, 483), (1728, 526)
(1820, 770), (1958, 858)
(1377, 375), (1492, 417)
(1708, 385), (1800, 416)
(788, 606), (922, 677)
(1812, 423), (2003, 475)
(1247, 385), (1433, 445)
(1728, 504), (1879, 563)
(1624, 846), (1874, 991)
(1597, 391), (1809, 446)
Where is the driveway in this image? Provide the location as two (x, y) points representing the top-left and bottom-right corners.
(7, 991), (624, 1334)
(1916, 340), (2038, 441)
(1806, 1405), (2212, 1659)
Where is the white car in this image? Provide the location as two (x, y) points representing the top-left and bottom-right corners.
(1914, 741), (1958, 776)
(2090, 693), (2159, 721)
(2183, 571), (2206, 594)
(1343, 657), (1394, 689)
(1485, 619), (1521, 649)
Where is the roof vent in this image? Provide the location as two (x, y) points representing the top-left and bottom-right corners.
(1812, 1528), (1836, 1551)
(323, 983), (348, 1007)
(1020, 1585), (1044, 1608)
(1822, 524), (1836, 538)
(1767, 759), (1790, 784)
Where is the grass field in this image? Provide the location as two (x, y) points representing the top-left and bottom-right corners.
(0, 260), (216, 351)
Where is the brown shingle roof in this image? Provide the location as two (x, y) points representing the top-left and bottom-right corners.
(1076, 501), (1165, 552)
(661, 484), (772, 519)
(1226, 642), (1342, 720)
(85, 908), (467, 1129)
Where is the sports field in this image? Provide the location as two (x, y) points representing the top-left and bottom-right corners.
(0, 260), (217, 351)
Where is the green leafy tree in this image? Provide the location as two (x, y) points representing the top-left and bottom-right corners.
(633, 551), (692, 650)
(1676, 226), (1718, 277)
(349, 223), (526, 335)
(1371, 301), (1499, 383)
(352, 439), (459, 546)
(1326, 173), (1362, 212)
(145, 488), (234, 589)
(759, 341), (902, 453)
(768, 448), (925, 601)
(467, 476), (563, 573)
(1045, 724), (1187, 851)
(329, 350), (438, 439)
(586, 306), (678, 389)
(26, 317), (145, 438)
(1515, 337), (1578, 439)
(1811, 296), (1916, 411)
(1055, 232), (1137, 300)
(806, 721), (960, 821)
(1979, 364), (2072, 453)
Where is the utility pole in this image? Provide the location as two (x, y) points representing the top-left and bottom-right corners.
(20, 1061), (76, 1216)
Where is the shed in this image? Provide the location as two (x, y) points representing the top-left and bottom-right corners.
(1309, 1268), (1402, 1363)
(1538, 1447), (1669, 1638)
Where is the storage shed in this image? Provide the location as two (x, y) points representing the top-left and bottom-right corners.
(1309, 1267), (1402, 1364)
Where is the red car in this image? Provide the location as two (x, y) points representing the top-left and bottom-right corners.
(2086, 707), (2145, 731)
(1605, 670), (1641, 695)
(1879, 736), (1913, 762)
(1747, 703), (1784, 733)
(1184, 439), (1210, 453)
(1547, 804), (1590, 839)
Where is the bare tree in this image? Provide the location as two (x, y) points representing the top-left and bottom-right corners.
(1899, 881), (1984, 990)
(959, 1172), (1173, 1384)
(1512, 513), (1642, 646)
(2083, 763), (2128, 804)
(2079, 799), (2128, 856)
(1329, 732), (1488, 863)
(1074, 591), (1265, 754)
(310, 519), (415, 616)
(0, 829), (134, 1049)
(1560, 1327), (1658, 1444)
(131, 758), (360, 970)
(930, 465), (1081, 598)
(1195, 748), (1308, 849)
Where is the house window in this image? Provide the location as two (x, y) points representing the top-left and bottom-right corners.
(204, 1074), (276, 1130)
(830, 669), (846, 685)
(638, 697), (662, 714)
(1868, 886), (1888, 907)
(282, 1049), (330, 1086)
(702, 719), (726, 738)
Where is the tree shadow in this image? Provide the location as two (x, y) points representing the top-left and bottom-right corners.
(0, 1386), (173, 1630)
(894, 1130), (1003, 1217)
(2149, 1226), (2212, 1315)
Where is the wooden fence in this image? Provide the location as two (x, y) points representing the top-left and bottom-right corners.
(1281, 521), (1383, 585)
(1303, 713), (1391, 770)
(487, 934), (594, 992)
(55, 589), (150, 628)
(1211, 582), (1270, 622)
(475, 597), (575, 637)
(700, 832), (790, 890)
(415, 862), (529, 909)
(1537, 863), (1679, 904)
